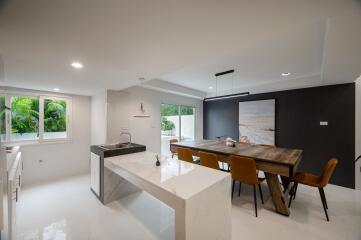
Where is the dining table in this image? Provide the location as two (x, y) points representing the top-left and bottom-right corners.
(170, 139), (303, 216)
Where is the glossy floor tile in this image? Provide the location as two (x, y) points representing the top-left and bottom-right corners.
(16, 174), (361, 240)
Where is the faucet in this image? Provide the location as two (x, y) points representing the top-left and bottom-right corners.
(120, 131), (131, 144)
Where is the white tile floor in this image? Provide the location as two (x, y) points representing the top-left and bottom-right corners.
(16, 174), (361, 240)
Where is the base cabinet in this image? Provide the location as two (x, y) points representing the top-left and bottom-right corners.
(7, 151), (22, 240)
(90, 153), (100, 196)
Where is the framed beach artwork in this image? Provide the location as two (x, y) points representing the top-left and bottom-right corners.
(238, 99), (276, 145)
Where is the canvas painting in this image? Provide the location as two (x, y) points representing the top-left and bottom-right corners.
(238, 99), (275, 145)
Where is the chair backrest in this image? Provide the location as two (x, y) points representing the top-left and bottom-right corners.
(199, 151), (220, 170)
(169, 139), (178, 153)
(230, 155), (259, 185)
(320, 158), (338, 187)
(177, 147), (194, 163)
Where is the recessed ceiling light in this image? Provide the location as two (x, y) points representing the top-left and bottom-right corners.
(208, 86), (214, 89)
(53, 88), (60, 91)
(71, 62), (83, 69)
(281, 72), (291, 76)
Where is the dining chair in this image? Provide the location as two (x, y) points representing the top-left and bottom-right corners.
(199, 151), (221, 170)
(230, 155), (265, 217)
(169, 139), (178, 158)
(288, 158), (338, 221)
(177, 147), (195, 164)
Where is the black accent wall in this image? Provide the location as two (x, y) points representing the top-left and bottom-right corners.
(203, 83), (355, 188)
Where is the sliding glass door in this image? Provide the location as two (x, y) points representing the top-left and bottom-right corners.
(161, 104), (195, 156)
(180, 106), (195, 142)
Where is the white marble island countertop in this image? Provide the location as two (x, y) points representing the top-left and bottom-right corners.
(105, 151), (230, 200)
(104, 151), (232, 240)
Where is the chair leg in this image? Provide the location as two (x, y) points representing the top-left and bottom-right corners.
(288, 183), (295, 208)
(293, 183), (298, 199)
(258, 184), (264, 204)
(318, 188), (330, 221)
(231, 179), (235, 199)
(320, 188), (328, 209)
(253, 185), (258, 217)
(238, 182), (242, 196)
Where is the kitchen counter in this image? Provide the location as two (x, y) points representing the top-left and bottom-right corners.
(91, 143), (146, 158)
(104, 151), (231, 240)
(90, 142), (146, 203)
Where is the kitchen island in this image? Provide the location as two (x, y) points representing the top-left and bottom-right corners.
(104, 151), (231, 240)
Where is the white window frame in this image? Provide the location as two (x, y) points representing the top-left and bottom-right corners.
(179, 105), (196, 141)
(0, 90), (72, 145)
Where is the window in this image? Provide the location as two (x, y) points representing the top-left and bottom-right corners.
(0, 92), (72, 144)
(43, 97), (68, 140)
(0, 95), (5, 142)
(11, 96), (39, 141)
(160, 104), (195, 156)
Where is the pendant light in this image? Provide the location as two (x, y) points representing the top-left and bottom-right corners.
(204, 69), (249, 101)
(133, 77), (151, 118)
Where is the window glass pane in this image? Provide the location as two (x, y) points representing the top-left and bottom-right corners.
(180, 106), (195, 141)
(11, 96), (39, 141)
(43, 98), (67, 139)
(161, 104), (179, 156)
(0, 96), (5, 142)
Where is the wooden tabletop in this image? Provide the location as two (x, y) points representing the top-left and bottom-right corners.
(171, 139), (302, 167)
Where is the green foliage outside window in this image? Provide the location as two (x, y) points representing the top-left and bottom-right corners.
(161, 104), (193, 116)
(161, 117), (175, 131)
(44, 99), (66, 132)
(10, 97), (67, 135)
(180, 106), (194, 115)
(11, 97), (39, 134)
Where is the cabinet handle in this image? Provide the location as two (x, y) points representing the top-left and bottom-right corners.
(13, 188), (18, 202)
(17, 175), (21, 187)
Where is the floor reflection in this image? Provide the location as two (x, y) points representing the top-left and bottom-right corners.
(18, 219), (66, 240)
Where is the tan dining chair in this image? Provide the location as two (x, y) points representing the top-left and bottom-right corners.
(169, 139), (178, 158)
(288, 158), (338, 221)
(177, 147), (195, 164)
(199, 151), (221, 170)
(230, 155), (265, 217)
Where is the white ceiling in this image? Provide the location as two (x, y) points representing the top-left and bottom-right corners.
(0, 0), (360, 96)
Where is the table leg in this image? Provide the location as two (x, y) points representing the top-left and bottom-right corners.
(265, 172), (290, 216)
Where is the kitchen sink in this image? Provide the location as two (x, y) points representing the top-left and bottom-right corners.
(99, 143), (132, 150)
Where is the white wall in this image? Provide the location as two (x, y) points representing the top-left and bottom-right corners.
(356, 78), (361, 189)
(0, 88), (92, 186)
(106, 87), (203, 153)
(91, 90), (107, 145)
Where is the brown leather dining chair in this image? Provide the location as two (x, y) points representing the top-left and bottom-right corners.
(199, 151), (221, 170)
(177, 147), (195, 164)
(288, 158), (338, 221)
(230, 155), (265, 217)
(169, 139), (178, 158)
